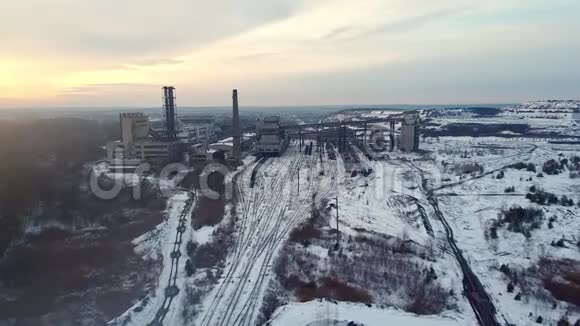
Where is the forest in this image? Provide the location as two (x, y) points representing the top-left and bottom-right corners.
(0, 118), (118, 255)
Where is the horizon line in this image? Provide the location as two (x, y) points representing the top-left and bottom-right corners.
(0, 102), (529, 111)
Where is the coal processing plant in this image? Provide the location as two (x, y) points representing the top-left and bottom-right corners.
(106, 86), (420, 172)
(106, 87), (246, 171)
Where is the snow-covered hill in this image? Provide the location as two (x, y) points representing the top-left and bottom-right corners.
(519, 100), (580, 111)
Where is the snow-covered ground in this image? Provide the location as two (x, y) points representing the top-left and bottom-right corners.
(109, 191), (194, 325)
(193, 142), (338, 326)
(270, 300), (465, 326)
(108, 102), (579, 326)
(417, 137), (580, 325)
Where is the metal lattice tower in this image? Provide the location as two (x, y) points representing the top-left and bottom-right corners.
(162, 86), (177, 140)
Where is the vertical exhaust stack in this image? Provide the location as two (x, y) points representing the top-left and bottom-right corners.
(163, 86), (177, 140)
(232, 89), (241, 164)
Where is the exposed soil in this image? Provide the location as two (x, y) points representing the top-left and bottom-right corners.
(292, 275), (372, 304)
(182, 167), (227, 230)
(536, 258), (580, 308)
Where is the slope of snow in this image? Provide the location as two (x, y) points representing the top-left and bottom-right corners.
(520, 100), (580, 110)
(269, 300), (469, 326)
(108, 191), (194, 325)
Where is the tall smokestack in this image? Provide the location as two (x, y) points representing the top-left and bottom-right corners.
(163, 86), (177, 140)
(232, 89), (241, 164)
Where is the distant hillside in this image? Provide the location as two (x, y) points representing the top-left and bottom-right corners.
(518, 100), (580, 111)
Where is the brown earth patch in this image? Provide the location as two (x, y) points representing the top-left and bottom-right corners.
(292, 275), (372, 304)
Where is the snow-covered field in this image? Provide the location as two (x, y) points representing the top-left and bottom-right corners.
(417, 137), (580, 325)
(260, 151), (479, 325)
(108, 101), (579, 326)
(270, 300), (464, 326)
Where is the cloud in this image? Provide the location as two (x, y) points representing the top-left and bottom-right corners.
(233, 52), (281, 61)
(363, 6), (471, 37)
(321, 26), (352, 40)
(60, 83), (160, 95)
(53, 83), (164, 107)
(1, 0), (580, 107)
(123, 58), (185, 69)
(0, 0), (305, 60)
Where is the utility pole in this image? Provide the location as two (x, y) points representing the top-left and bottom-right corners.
(364, 121), (367, 148)
(335, 196), (339, 249)
(297, 167), (300, 195)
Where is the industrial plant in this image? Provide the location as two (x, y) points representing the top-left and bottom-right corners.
(255, 116), (288, 156)
(106, 87), (245, 171)
(106, 86), (421, 172)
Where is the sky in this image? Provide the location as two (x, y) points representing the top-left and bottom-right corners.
(1, 0), (579, 108)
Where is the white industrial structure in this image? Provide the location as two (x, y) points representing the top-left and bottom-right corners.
(120, 112), (149, 143)
(256, 116), (288, 156)
(107, 112), (180, 166)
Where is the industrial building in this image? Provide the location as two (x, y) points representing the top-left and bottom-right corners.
(107, 88), (183, 166)
(179, 116), (215, 144)
(107, 87), (245, 169)
(400, 113), (419, 152)
(206, 134), (255, 159)
(281, 111), (420, 154)
(256, 116), (288, 156)
(107, 112), (181, 165)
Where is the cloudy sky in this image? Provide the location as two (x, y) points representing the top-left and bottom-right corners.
(1, 0), (579, 107)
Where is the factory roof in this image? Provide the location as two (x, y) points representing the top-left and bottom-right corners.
(213, 137), (233, 146)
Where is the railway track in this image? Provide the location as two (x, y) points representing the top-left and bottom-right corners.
(213, 153), (304, 326)
(250, 157), (268, 188)
(407, 161), (500, 326)
(234, 151), (338, 326)
(197, 142), (338, 326)
(147, 193), (195, 326)
(197, 146), (304, 326)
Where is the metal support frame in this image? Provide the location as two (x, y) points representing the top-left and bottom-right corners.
(162, 86), (177, 140)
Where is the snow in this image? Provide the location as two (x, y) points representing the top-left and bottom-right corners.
(194, 225), (217, 245)
(212, 137), (233, 146)
(417, 136), (580, 325)
(92, 161), (155, 187)
(269, 300), (469, 326)
(520, 100), (580, 110)
(193, 142), (339, 326)
(305, 244), (329, 259)
(109, 191), (194, 326)
(108, 103), (580, 325)
(329, 154), (476, 323)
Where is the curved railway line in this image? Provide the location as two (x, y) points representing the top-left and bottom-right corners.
(147, 194), (195, 326)
(197, 143), (338, 326)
